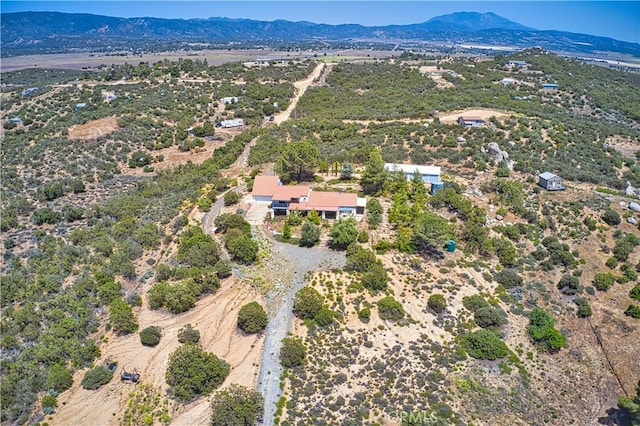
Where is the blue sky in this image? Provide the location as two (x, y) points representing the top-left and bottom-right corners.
(2, 1), (639, 43)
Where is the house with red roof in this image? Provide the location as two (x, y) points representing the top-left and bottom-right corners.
(251, 175), (365, 219)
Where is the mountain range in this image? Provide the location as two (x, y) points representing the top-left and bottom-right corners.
(2, 11), (638, 57)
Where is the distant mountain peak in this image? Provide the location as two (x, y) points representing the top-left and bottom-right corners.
(424, 11), (535, 31)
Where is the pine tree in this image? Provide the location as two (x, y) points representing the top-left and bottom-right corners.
(360, 147), (387, 195)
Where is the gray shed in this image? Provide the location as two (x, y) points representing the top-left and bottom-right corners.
(538, 172), (564, 191)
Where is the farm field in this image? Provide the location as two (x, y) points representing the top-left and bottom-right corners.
(0, 49), (397, 73)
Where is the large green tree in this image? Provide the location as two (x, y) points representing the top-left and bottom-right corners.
(165, 344), (230, 401)
(276, 139), (320, 182)
(463, 329), (509, 360)
(109, 297), (138, 334)
(329, 218), (359, 249)
(412, 212), (454, 255)
(360, 147), (387, 195)
(177, 226), (220, 268)
(237, 302), (268, 334)
(293, 286), (324, 320)
(299, 221), (320, 247)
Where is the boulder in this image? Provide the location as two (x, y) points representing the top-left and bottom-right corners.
(627, 217), (638, 225)
(488, 142), (502, 158)
(630, 202), (640, 212)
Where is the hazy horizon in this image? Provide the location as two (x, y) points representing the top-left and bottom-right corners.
(2, 1), (639, 44)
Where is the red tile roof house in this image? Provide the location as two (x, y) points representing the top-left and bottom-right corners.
(251, 175), (365, 219)
(251, 175), (282, 203)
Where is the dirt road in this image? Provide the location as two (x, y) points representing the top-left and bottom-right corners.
(273, 62), (325, 125)
(254, 239), (345, 426)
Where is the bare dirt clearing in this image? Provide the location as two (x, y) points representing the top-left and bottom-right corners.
(52, 276), (264, 426)
(68, 116), (119, 141)
(438, 108), (510, 123)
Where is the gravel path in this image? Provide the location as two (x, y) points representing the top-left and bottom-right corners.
(256, 239), (345, 425)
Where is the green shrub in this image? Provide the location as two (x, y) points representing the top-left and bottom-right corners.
(345, 245), (377, 273)
(128, 150), (153, 168)
(81, 365), (114, 390)
(357, 230), (369, 243)
(214, 213), (250, 234)
(226, 235), (259, 264)
(495, 269), (523, 289)
(602, 209), (621, 226)
(280, 337), (306, 368)
(583, 217), (597, 231)
(197, 197), (212, 212)
(427, 294), (447, 314)
(527, 307), (566, 352)
(329, 218), (359, 249)
(165, 344), (230, 401)
(617, 380), (640, 424)
(463, 329), (509, 360)
(164, 281), (199, 314)
(574, 297), (593, 318)
(41, 395), (57, 411)
(625, 304), (640, 319)
(210, 384), (264, 426)
(286, 213), (303, 226)
(214, 259), (233, 279)
(46, 364), (73, 393)
(293, 286), (323, 320)
(373, 239), (392, 254)
(140, 326), (162, 347)
(237, 302), (268, 334)
(177, 226), (220, 268)
(474, 307), (507, 328)
(314, 306), (335, 327)
(306, 210), (321, 225)
(177, 324), (201, 344)
(630, 285), (640, 302)
(462, 294), (491, 313)
(361, 263), (388, 291)
(606, 256), (619, 269)
(622, 263), (639, 282)
(223, 191), (239, 206)
(282, 221), (292, 240)
(592, 272), (616, 291)
(358, 307), (371, 322)
(557, 274), (580, 295)
(377, 296), (404, 321)
(32, 207), (62, 225)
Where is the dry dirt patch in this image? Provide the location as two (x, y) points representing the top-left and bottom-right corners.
(439, 108), (510, 124)
(605, 136), (640, 158)
(68, 116), (119, 141)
